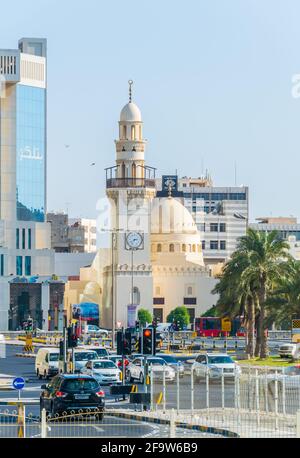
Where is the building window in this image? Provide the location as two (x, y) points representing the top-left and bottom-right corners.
(28, 228), (32, 249)
(131, 125), (135, 140)
(187, 286), (193, 296)
(16, 256), (22, 275)
(184, 297), (197, 305)
(25, 256), (31, 276)
(220, 240), (226, 250)
(210, 240), (218, 250)
(122, 125), (126, 139)
(157, 243), (162, 252)
(0, 255), (4, 276)
(16, 229), (20, 249)
(155, 286), (161, 296)
(219, 223), (226, 232)
(169, 244), (174, 252)
(22, 228), (25, 249)
(139, 125), (142, 140)
(132, 287), (140, 305)
(182, 244), (186, 252)
(202, 240), (206, 250)
(153, 298), (165, 305)
(192, 244), (196, 252)
(210, 223), (218, 232)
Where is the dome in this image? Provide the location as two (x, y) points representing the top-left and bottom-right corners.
(151, 197), (198, 234)
(120, 102), (142, 122)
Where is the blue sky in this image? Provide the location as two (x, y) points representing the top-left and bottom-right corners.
(1, 0), (300, 221)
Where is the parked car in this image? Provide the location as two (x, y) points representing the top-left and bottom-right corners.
(278, 343), (300, 360)
(127, 356), (176, 383)
(81, 359), (122, 385)
(35, 348), (59, 379)
(192, 353), (241, 380)
(156, 354), (185, 377)
(83, 325), (109, 338)
(40, 374), (105, 418)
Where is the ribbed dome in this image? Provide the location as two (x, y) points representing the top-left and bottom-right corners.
(120, 102), (142, 122)
(151, 197), (198, 234)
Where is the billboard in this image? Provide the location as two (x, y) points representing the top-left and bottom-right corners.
(72, 302), (99, 321)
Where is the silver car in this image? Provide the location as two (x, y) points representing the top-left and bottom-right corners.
(192, 353), (241, 380)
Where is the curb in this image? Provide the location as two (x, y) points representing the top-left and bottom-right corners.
(105, 411), (240, 438)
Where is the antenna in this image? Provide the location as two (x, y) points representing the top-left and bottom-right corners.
(234, 161), (237, 186)
(128, 80), (133, 103)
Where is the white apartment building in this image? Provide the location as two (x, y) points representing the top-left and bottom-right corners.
(68, 218), (97, 253)
(156, 175), (249, 266)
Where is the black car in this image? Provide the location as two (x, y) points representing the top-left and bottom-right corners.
(40, 374), (105, 419)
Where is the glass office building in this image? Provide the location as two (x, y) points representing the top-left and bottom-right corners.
(16, 84), (46, 222)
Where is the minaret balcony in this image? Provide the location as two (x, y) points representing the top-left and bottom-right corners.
(106, 177), (156, 189)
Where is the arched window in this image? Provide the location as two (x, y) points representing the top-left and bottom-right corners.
(187, 286), (193, 296)
(197, 244), (201, 252)
(157, 244), (162, 252)
(131, 125), (135, 140)
(182, 243), (186, 252)
(132, 162), (136, 178)
(121, 162), (126, 178)
(155, 286), (161, 296)
(192, 244), (196, 252)
(132, 287), (140, 305)
(169, 243), (175, 252)
(122, 125), (126, 139)
(139, 125), (142, 140)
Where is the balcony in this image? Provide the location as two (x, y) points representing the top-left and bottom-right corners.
(106, 178), (156, 189)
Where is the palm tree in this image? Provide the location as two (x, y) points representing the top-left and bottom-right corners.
(214, 229), (290, 358)
(266, 259), (300, 328)
(235, 229), (290, 358)
(213, 250), (257, 357)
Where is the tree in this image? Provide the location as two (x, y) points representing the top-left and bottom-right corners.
(137, 308), (152, 326)
(213, 229), (290, 358)
(167, 307), (190, 330)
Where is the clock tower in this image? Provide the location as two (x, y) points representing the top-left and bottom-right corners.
(105, 81), (156, 330)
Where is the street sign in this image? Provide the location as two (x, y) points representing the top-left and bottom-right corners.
(12, 377), (25, 390)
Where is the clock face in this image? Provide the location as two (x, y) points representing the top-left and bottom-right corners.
(126, 231), (143, 249)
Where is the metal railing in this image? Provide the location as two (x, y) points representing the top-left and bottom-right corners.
(106, 178), (156, 189)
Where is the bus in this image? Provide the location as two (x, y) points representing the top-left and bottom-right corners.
(195, 317), (245, 337)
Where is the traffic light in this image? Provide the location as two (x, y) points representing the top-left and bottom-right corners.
(123, 329), (132, 355)
(67, 326), (78, 348)
(142, 327), (156, 355)
(135, 320), (140, 333)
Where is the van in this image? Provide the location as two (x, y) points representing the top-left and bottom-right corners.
(58, 349), (98, 374)
(35, 348), (59, 379)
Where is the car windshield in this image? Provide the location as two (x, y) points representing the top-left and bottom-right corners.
(62, 378), (99, 392)
(93, 361), (116, 369)
(94, 349), (108, 356)
(49, 354), (59, 362)
(148, 359), (166, 366)
(75, 352), (97, 361)
(284, 366), (300, 376)
(160, 355), (177, 363)
(208, 356), (234, 364)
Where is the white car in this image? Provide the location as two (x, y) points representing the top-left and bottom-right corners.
(192, 353), (241, 380)
(127, 356), (176, 384)
(81, 359), (122, 385)
(278, 343), (300, 360)
(84, 325), (109, 338)
(73, 350), (98, 372)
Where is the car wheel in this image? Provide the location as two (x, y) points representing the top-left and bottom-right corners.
(139, 373), (144, 384)
(37, 369), (42, 380)
(44, 370), (47, 380)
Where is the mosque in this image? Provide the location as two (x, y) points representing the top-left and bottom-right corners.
(64, 83), (217, 329)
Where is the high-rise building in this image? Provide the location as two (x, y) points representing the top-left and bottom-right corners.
(0, 38), (54, 330)
(156, 174), (249, 267)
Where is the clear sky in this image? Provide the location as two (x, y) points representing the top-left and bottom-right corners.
(1, 0), (300, 222)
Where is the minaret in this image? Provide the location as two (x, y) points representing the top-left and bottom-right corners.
(105, 81), (156, 329)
